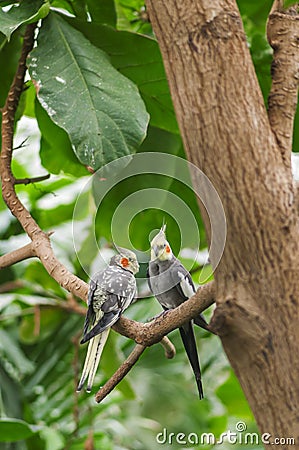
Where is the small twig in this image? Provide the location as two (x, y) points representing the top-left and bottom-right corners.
(33, 305), (40, 336)
(0, 280), (24, 293)
(12, 137), (28, 151)
(0, 242), (36, 269)
(267, 1), (299, 167)
(63, 294), (87, 316)
(95, 344), (146, 403)
(14, 174), (50, 185)
(160, 336), (176, 358)
(84, 429), (94, 450)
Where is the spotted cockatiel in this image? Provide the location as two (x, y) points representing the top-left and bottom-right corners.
(147, 225), (208, 399)
(77, 248), (139, 393)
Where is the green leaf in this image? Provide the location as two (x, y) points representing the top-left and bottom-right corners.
(87, 0), (117, 26)
(67, 18), (178, 133)
(0, 0), (50, 40)
(35, 99), (88, 176)
(0, 418), (39, 441)
(28, 13), (149, 171)
(0, 328), (35, 376)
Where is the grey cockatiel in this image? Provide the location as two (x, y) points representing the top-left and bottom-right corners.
(77, 248), (139, 393)
(147, 225), (208, 399)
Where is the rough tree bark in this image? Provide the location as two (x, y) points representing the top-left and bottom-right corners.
(145, 0), (299, 446)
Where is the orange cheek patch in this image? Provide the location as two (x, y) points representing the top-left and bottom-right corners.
(121, 257), (129, 267)
(166, 245), (171, 253)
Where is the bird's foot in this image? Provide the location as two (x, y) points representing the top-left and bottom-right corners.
(147, 309), (171, 323)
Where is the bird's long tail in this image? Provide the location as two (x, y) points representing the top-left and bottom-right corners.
(179, 322), (203, 399)
(77, 328), (110, 393)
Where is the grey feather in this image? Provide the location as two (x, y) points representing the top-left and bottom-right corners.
(77, 253), (138, 392)
(148, 254), (207, 398)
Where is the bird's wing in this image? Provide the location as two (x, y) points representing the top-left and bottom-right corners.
(83, 278), (97, 337)
(169, 258), (195, 300)
(170, 260), (209, 330)
(80, 293), (124, 344)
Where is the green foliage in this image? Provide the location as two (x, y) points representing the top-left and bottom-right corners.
(0, 418), (40, 442)
(68, 18), (178, 133)
(0, 0), (49, 40)
(0, 0), (291, 448)
(28, 12), (149, 171)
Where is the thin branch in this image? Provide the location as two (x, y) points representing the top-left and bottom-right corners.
(95, 344), (146, 403)
(267, 1), (299, 167)
(0, 242), (36, 269)
(94, 336), (175, 402)
(160, 336), (176, 359)
(12, 137), (28, 151)
(0, 23), (88, 301)
(14, 174), (50, 185)
(0, 280), (24, 293)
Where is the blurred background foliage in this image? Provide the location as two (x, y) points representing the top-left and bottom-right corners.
(0, 0), (293, 448)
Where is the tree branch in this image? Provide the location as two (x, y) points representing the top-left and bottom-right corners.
(14, 174), (50, 185)
(94, 336), (175, 403)
(112, 281), (216, 346)
(267, 1), (299, 166)
(95, 344), (146, 403)
(0, 242), (35, 268)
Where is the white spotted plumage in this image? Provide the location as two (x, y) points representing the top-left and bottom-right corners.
(77, 248), (139, 393)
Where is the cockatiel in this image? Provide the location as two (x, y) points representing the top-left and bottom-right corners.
(147, 225), (208, 399)
(77, 248), (139, 393)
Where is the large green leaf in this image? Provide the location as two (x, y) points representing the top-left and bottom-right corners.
(0, 0), (49, 40)
(0, 418), (39, 442)
(35, 99), (88, 176)
(65, 18), (178, 133)
(28, 13), (149, 171)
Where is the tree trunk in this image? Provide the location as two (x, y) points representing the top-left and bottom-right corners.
(145, 0), (299, 446)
